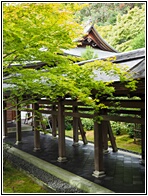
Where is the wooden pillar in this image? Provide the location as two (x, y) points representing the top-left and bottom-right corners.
(33, 102), (40, 151)
(101, 109), (109, 154)
(92, 114), (105, 178)
(3, 100), (8, 137)
(15, 99), (22, 144)
(72, 104), (79, 146)
(141, 106), (145, 164)
(52, 104), (57, 137)
(57, 99), (67, 162)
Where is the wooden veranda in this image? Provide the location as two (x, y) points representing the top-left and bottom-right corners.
(3, 48), (145, 178)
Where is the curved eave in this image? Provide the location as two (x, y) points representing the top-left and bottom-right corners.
(80, 24), (118, 53)
(90, 26), (118, 53)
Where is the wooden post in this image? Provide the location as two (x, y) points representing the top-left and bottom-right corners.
(3, 100), (8, 137)
(92, 113), (105, 178)
(57, 99), (67, 162)
(72, 104), (79, 146)
(33, 102), (40, 151)
(52, 104), (57, 137)
(101, 109), (109, 154)
(141, 106), (145, 165)
(15, 99), (22, 144)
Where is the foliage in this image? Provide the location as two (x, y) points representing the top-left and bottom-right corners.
(95, 25), (113, 40)
(111, 121), (122, 135)
(3, 3), (84, 66)
(4, 58), (136, 114)
(75, 3), (144, 26)
(131, 31), (145, 50)
(94, 5), (145, 52)
(106, 5), (145, 52)
(81, 46), (98, 60)
(81, 118), (94, 131)
(3, 3), (138, 123)
(65, 116), (73, 130)
(110, 121), (138, 138)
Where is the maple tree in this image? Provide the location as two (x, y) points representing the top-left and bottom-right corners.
(3, 3), (137, 114)
(3, 3), (84, 66)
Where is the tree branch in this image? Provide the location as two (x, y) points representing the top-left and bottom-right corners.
(3, 50), (16, 58)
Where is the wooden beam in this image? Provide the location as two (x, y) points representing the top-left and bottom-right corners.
(38, 100), (56, 104)
(64, 112), (94, 118)
(65, 107), (93, 112)
(57, 100), (67, 162)
(39, 110), (56, 115)
(107, 109), (141, 115)
(102, 100), (145, 109)
(101, 115), (144, 124)
(62, 100), (85, 106)
(3, 101), (8, 137)
(33, 102), (40, 151)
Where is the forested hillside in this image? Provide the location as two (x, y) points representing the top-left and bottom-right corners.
(75, 3), (145, 52)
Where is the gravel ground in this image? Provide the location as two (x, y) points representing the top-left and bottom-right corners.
(4, 151), (84, 193)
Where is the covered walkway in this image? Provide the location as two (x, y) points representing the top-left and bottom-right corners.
(3, 124), (145, 194)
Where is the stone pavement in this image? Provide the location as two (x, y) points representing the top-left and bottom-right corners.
(3, 126), (145, 194)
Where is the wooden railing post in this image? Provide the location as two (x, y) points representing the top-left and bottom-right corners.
(3, 100), (8, 137)
(57, 99), (67, 162)
(92, 112), (105, 178)
(15, 99), (22, 144)
(33, 102), (40, 151)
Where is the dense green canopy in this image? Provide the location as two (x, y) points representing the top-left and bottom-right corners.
(96, 5), (145, 52)
(3, 3), (137, 113)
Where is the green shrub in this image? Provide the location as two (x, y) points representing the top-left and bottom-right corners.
(111, 121), (121, 135)
(111, 121), (130, 135)
(65, 116), (73, 130)
(81, 118), (94, 131)
(81, 46), (98, 60)
(111, 121), (140, 138)
(126, 123), (135, 138)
